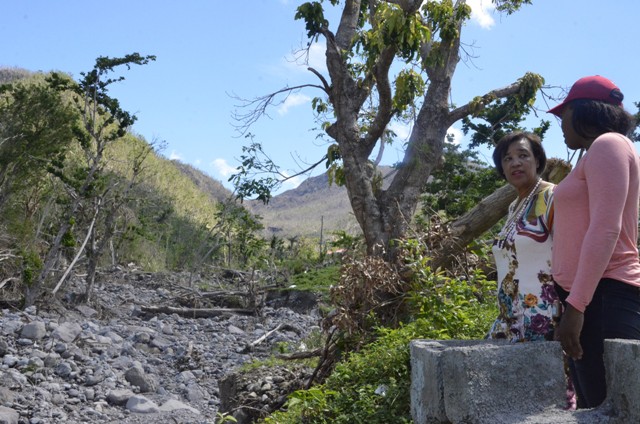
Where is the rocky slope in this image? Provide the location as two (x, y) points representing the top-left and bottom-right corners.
(0, 270), (321, 424)
(246, 166), (396, 238)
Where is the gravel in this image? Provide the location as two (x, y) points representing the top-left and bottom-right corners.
(0, 269), (321, 424)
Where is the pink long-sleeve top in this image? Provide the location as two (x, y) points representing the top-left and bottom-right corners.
(552, 132), (640, 313)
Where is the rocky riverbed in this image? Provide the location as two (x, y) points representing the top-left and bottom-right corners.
(0, 269), (322, 423)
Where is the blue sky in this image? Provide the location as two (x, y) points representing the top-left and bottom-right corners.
(2, 1), (639, 193)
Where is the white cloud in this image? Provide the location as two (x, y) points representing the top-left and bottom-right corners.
(446, 126), (464, 145)
(277, 92), (311, 115)
(281, 173), (304, 190)
(211, 158), (237, 178)
(283, 41), (327, 75)
(466, 0), (496, 29)
(169, 150), (182, 160)
(388, 121), (412, 141)
(307, 42), (327, 73)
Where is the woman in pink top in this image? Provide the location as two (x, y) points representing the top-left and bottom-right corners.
(548, 75), (640, 408)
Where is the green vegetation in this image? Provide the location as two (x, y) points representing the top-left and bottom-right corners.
(421, 142), (505, 219)
(262, 239), (498, 423)
(1, 51), (509, 424)
(290, 265), (340, 294)
(0, 63), (281, 305)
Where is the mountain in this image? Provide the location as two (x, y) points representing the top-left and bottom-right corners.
(172, 162), (370, 239)
(170, 160), (233, 203)
(246, 166), (396, 239)
(171, 158), (402, 241)
(247, 172), (360, 239)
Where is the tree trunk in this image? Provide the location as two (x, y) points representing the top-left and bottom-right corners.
(265, 2), (546, 265)
(430, 184), (515, 270)
(430, 158), (571, 270)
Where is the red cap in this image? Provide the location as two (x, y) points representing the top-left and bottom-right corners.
(547, 75), (623, 117)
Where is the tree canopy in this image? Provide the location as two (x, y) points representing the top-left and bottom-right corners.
(233, 0), (546, 262)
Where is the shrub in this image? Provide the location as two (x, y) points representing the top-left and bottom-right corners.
(262, 251), (497, 423)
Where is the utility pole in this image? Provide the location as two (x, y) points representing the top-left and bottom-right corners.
(319, 215), (324, 255)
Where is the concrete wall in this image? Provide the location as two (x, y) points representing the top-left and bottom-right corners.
(410, 338), (640, 424)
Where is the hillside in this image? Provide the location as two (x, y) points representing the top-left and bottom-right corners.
(172, 163), (360, 239)
(246, 166), (397, 239)
(170, 160), (233, 203)
(247, 172), (360, 239)
(0, 65), (383, 273)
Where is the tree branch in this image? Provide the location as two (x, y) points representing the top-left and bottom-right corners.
(231, 84), (326, 136)
(335, 0), (361, 50)
(307, 67), (331, 93)
(448, 80), (523, 124)
(362, 46), (396, 152)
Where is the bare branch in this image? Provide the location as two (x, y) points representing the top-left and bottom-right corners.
(0, 253), (18, 261)
(230, 84), (326, 136)
(282, 154), (328, 183)
(307, 67), (331, 93)
(241, 323), (303, 353)
(0, 277), (17, 290)
(51, 197), (102, 296)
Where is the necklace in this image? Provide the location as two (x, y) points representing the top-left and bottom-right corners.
(499, 178), (542, 239)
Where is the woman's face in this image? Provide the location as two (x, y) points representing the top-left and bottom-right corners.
(560, 106), (589, 150)
(501, 138), (539, 196)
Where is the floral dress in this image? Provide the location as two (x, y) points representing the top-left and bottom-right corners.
(488, 185), (559, 342)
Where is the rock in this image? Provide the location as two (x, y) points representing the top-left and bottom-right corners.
(52, 322), (83, 343)
(0, 270), (320, 423)
(107, 389), (135, 406)
(20, 321), (46, 340)
(76, 305), (98, 318)
(126, 395), (159, 413)
(0, 406), (19, 424)
(158, 398), (200, 414)
(124, 363), (157, 393)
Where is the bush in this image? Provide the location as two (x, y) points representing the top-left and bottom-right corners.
(262, 252), (497, 423)
(290, 265), (340, 295)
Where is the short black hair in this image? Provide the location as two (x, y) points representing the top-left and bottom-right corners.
(492, 132), (547, 180)
(569, 98), (636, 140)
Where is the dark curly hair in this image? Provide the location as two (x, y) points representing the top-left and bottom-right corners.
(569, 96), (636, 140)
(492, 131), (547, 180)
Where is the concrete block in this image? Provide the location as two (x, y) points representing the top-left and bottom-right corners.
(410, 340), (493, 423)
(410, 339), (566, 423)
(604, 339), (640, 422)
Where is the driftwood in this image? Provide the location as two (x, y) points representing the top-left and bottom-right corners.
(140, 305), (255, 318)
(241, 323), (302, 353)
(200, 284), (279, 299)
(276, 348), (322, 360)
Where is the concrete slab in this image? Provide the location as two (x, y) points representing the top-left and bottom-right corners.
(410, 338), (640, 423)
(604, 338), (640, 423)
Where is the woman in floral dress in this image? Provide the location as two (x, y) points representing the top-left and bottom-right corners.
(488, 131), (559, 342)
